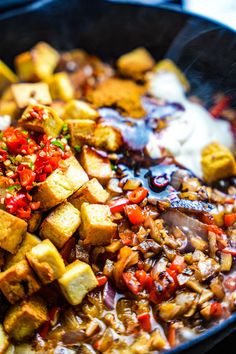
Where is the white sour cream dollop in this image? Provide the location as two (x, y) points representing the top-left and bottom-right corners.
(147, 71), (234, 177)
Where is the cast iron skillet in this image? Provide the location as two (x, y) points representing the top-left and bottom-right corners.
(0, 0), (236, 353)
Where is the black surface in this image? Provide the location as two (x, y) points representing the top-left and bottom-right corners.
(0, 0), (235, 353)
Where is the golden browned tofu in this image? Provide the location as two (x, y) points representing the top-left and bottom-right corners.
(201, 142), (236, 184)
(59, 155), (89, 192)
(26, 239), (65, 284)
(0, 60), (18, 93)
(0, 324), (10, 354)
(0, 260), (40, 304)
(33, 169), (73, 210)
(40, 201), (81, 249)
(5, 233), (40, 270)
(63, 100), (99, 120)
(69, 178), (109, 210)
(48, 72), (74, 101)
(11, 82), (52, 109)
(4, 296), (47, 341)
(58, 260), (98, 305)
(153, 59), (190, 91)
(79, 203), (117, 245)
(80, 146), (112, 185)
(93, 124), (122, 152)
(27, 211), (42, 233)
(15, 42), (59, 82)
(67, 119), (96, 148)
(117, 47), (154, 80)
(0, 210), (27, 254)
(19, 104), (63, 138)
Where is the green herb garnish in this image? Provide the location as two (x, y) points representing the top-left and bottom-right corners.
(74, 145), (82, 153)
(51, 140), (64, 151)
(7, 184), (21, 192)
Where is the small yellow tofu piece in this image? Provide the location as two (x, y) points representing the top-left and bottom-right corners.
(4, 296), (47, 341)
(58, 260), (98, 305)
(11, 82), (52, 109)
(59, 155), (89, 192)
(19, 104), (63, 138)
(0, 324), (10, 354)
(27, 211), (42, 233)
(80, 146), (112, 185)
(40, 201), (81, 249)
(5, 233), (41, 270)
(63, 100), (99, 120)
(201, 142), (236, 184)
(69, 178), (109, 210)
(0, 210), (27, 253)
(153, 59), (190, 91)
(67, 119), (96, 148)
(33, 169), (73, 210)
(26, 239), (65, 284)
(79, 203), (117, 245)
(117, 47), (155, 80)
(0, 260), (41, 304)
(49, 72), (74, 101)
(94, 124), (122, 152)
(15, 42), (59, 82)
(0, 60), (18, 93)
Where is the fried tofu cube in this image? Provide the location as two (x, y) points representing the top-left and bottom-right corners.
(0, 324), (10, 354)
(26, 239), (65, 284)
(11, 82), (52, 109)
(94, 124), (122, 152)
(117, 47), (154, 80)
(79, 203), (117, 245)
(63, 100), (98, 120)
(5, 233), (40, 270)
(67, 119), (96, 148)
(69, 178), (109, 210)
(40, 201), (81, 249)
(153, 59), (190, 91)
(4, 296), (47, 341)
(49, 72), (74, 101)
(15, 42), (59, 82)
(0, 60), (18, 93)
(58, 260), (98, 305)
(33, 169), (73, 210)
(27, 211), (42, 233)
(19, 104), (63, 138)
(0, 260), (40, 304)
(201, 142), (236, 184)
(59, 155), (89, 192)
(0, 210), (27, 253)
(80, 146), (112, 185)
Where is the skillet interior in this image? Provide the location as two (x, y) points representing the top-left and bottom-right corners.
(0, 0), (236, 352)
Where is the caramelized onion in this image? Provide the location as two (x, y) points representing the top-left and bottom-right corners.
(103, 281), (116, 310)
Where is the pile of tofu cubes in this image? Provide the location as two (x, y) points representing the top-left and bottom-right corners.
(0, 43), (120, 346)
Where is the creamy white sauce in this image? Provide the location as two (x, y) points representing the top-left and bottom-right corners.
(0, 115), (11, 131)
(147, 72), (234, 177)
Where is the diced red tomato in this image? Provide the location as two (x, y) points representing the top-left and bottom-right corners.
(135, 270), (154, 292)
(38, 321), (50, 339)
(209, 96), (230, 118)
(137, 313), (151, 332)
(96, 275), (108, 287)
(125, 204), (145, 225)
(17, 165), (36, 190)
(128, 187), (148, 204)
(222, 247), (236, 256)
(109, 198), (130, 213)
(123, 271), (142, 295)
(210, 302), (223, 317)
(224, 213), (236, 227)
(170, 255), (186, 274)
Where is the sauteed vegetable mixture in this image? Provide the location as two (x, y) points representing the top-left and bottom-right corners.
(0, 43), (236, 354)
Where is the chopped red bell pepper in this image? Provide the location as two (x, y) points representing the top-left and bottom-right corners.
(170, 255), (186, 274)
(222, 247), (236, 256)
(168, 325), (176, 348)
(207, 224), (224, 235)
(224, 213), (236, 227)
(123, 271), (142, 295)
(96, 275), (108, 287)
(128, 187), (148, 204)
(210, 302), (223, 317)
(109, 198), (130, 213)
(137, 313), (151, 332)
(209, 96), (230, 118)
(125, 204), (145, 225)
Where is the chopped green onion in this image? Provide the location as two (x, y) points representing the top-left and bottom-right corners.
(51, 140), (64, 151)
(7, 184), (21, 192)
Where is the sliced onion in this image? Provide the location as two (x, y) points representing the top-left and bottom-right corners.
(103, 281), (116, 310)
(62, 330), (85, 345)
(162, 210), (208, 239)
(170, 169), (190, 190)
